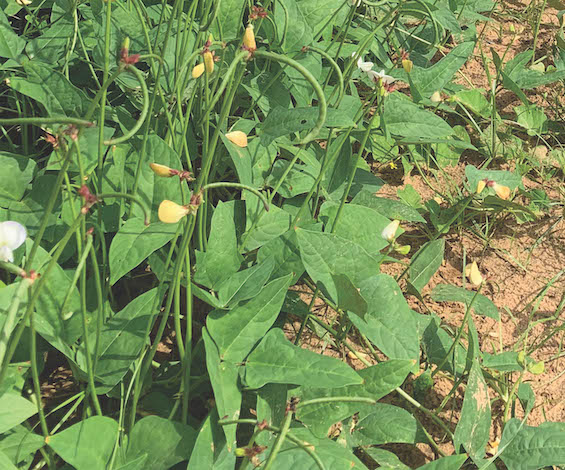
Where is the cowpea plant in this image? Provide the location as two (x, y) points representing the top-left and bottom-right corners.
(0, 0), (564, 469)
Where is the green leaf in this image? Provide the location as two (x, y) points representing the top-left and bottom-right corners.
(454, 89), (490, 117)
(296, 360), (414, 437)
(465, 165), (523, 194)
(352, 191), (426, 223)
(352, 403), (426, 445)
(364, 448), (410, 469)
(207, 274), (292, 363)
(296, 228), (381, 304)
(431, 284), (500, 320)
(257, 229), (305, 283)
(409, 239), (445, 292)
(186, 409), (235, 470)
(244, 328), (363, 389)
(331, 273), (368, 319)
(127, 135), (183, 218)
(217, 257), (276, 307)
(319, 202), (392, 254)
(242, 204), (291, 252)
(349, 274), (420, 364)
(515, 104), (547, 136)
(0, 10), (26, 59)
(0, 153), (36, 206)
(273, 0), (313, 52)
(499, 419), (565, 470)
(409, 42), (475, 97)
(109, 219), (178, 285)
(48, 416), (118, 470)
(0, 394), (37, 434)
(257, 427), (366, 469)
(383, 93), (453, 139)
(212, 0), (245, 40)
(0, 426), (44, 466)
(266, 158), (320, 198)
(0, 451), (17, 470)
(256, 384), (287, 447)
(26, 18), (74, 63)
(422, 317), (467, 375)
(126, 416), (196, 470)
(87, 288), (158, 388)
(194, 201), (243, 289)
(482, 351), (522, 372)
(454, 360), (491, 460)
(10, 61), (88, 117)
(416, 455), (468, 469)
(260, 107), (355, 146)
(26, 240), (82, 358)
(202, 327), (242, 452)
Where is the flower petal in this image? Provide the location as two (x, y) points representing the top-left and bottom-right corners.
(158, 200), (189, 224)
(225, 131), (248, 148)
(0, 246), (14, 263)
(0, 221), (27, 250)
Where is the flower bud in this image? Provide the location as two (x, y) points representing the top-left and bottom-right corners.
(381, 220), (400, 243)
(243, 24), (256, 50)
(158, 200), (190, 224)
(528, 360), (544, 375)
(203, 51), (214, 74)
(225, 130), (248, 148)
(192, 63), (205, 78)
(150, 163), (175, 178)
(464, 261), (483, 286)
(493, 183), (510, 200)
(476, 179), (486, 194)
(235, 448), (246, 457)
(395, 244), (411, 255)
(430, 91), (442, 103)
(402, 59), (413, 73)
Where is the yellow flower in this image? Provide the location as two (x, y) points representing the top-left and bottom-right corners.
(389, 161), (397, 169)
(150, 163), (174, 178)
(158, 200), (189, 224)
(203, 51), (214, 74)
(476, 179), (486, 194)
(243, 24), (256, 50)
(465, 261), (483, 286)
(381, 220), (400, 243)
(192, 63), (205, 79)
(402, 59), (413, 73)
(493, 183), (511, 200)
(225, 131), (248, 148)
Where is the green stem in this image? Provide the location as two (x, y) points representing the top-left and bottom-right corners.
(307, 46), (344, 104)
(263, 411), (293, 470)
(0, 214), (85, 388)
(0, 278), (33, 368)
(104, 66), (150, 146)
(202, 182), (269, 211)
(97, 192), (151, 225)
(0, 117), (93, 126)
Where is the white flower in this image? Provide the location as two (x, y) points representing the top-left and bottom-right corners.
(381, 220), (400, 243)
(367, 69), (395, 85)
(352, 53), (373, 73)
(0, 221), (27, 263)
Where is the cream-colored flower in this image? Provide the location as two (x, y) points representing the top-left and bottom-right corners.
(476, 179), (486, 194)
(16, 0), (32, 6)
(158, 200), (190, 224)
(355, 55), (374, 73)
(150, 163), (174, 178)
(402, 59), (413, 73)
(243, 24), (256, 50)
(430, 91), (442, 103)
(203, 51), (214, 74)
(381, 220), (400, 243)
(0, 221), (27, 263)
(225, 131), (248, 148)
(192, 63), (205, 79)
(367, 69), (395, 85)
(465, 261), (483, 286)
(493, 183), (511, 200)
